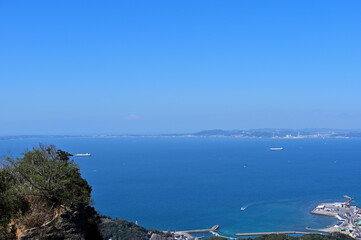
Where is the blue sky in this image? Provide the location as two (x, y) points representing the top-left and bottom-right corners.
(1, 0), (361, 135)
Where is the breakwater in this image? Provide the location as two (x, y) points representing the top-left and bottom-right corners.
(235, 231), (311, 236)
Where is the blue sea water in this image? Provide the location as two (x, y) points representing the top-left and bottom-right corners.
(1, 137), (361, 237)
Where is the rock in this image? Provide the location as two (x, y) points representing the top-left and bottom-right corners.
(150, 233), (172, 240)
(18, 206), (101, 240)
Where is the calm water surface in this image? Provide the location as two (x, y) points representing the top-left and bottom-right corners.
(1, 137), (361, 237)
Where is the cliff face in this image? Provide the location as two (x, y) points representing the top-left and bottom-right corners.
(16, 207), (172, 240)
(18, 206), (102, 240)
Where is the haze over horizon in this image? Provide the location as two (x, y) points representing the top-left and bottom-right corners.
(1, 1), (361, 135)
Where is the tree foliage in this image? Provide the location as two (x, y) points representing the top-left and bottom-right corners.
(98, 216), (170, 240)
(4, 144), (91, 208)
(206, 237), (228, 240)
(0, 144), (93, 238)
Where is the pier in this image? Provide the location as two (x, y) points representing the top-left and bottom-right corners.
(182, 225), (220, 233)
(305, 227), (332, 233)
(170, 225), (220, 240)
(235, 231), (311, 236)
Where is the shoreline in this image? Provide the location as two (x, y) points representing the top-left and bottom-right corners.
(308, 200), (361, 239)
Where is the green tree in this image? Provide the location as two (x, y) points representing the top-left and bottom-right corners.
(0, 144), (94, 235)
(4, 144), (91, 209)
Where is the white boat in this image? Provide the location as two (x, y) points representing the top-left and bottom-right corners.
(269, 148), (284, 151)
(75, 153), (91, 157)
(241, 207), (246, 211)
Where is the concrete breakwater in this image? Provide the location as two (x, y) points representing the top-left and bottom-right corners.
(235, 231), (311, 236)
(170, 225), (220, 240)
(311, 205), (344, 220)
(181, 225), (220, 233)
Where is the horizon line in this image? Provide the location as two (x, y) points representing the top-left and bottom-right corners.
(1, 127), (361, 138)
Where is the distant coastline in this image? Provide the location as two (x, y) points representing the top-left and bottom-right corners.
(2, 128), (361, 140)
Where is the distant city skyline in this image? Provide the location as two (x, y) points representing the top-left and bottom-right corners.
(1, 1), (361, 135)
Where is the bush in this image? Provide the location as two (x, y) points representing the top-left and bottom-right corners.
(0, 144), (93, 236)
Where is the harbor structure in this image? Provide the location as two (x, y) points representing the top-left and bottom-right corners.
(310, 196), (361, 239)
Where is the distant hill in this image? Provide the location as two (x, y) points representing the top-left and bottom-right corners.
(2, 128), (361, 140)
(189, 128), (361, 138)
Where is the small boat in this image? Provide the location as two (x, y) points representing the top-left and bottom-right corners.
(75, 153), (91, 157)
(241, 207), (246, 211)
(270, 147), (284, 151)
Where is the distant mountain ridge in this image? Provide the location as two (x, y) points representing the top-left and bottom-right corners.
(2, 128), (361, 140)
(190, 128), (361, 138)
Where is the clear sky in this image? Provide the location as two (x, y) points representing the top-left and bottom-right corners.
(1, 0), (361, 135)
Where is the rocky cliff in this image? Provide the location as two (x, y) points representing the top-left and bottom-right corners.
(18, 206), (102, 240)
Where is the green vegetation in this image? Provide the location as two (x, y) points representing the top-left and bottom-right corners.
(300, 233), (355, 240)
(4, 145), (92, 208)
(99, 215), (171, 240)
(0, 144), (94, 239)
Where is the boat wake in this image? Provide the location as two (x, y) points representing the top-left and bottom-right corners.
(240, 205), (248, 211)
(240, 200), (270, 211)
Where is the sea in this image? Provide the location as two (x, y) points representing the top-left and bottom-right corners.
(1, 137), (361, 238)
